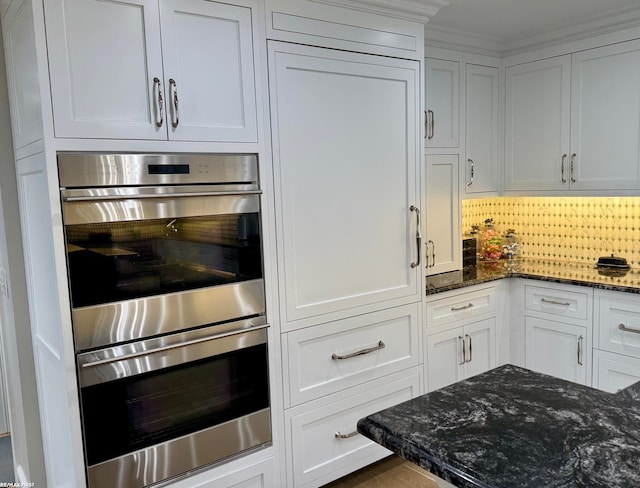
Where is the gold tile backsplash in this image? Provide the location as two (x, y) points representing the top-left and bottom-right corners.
(462, 197), (640, 267)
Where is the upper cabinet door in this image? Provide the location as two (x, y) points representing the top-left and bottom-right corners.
(425, 58), (459, 148)
(504, 56), (571, 191)
(425, 154), (460, 276)
(570, 40), (640, 191)
(269, 42), (420, 325)
(45, 0), (166, 140)
(465, 64), (498, 194)
(159, 0), (258, 142)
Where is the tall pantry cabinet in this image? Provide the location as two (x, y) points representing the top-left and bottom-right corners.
(265, 1), (427, 485)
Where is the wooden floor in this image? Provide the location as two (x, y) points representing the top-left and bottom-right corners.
(322, 456), (440, 488)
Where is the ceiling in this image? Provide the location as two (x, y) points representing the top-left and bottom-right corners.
(425, 0), (640, 54)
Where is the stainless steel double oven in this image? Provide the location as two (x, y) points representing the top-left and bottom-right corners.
(59, 153), (270, 488)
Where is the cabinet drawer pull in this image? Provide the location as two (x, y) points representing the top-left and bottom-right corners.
(561, 154), (567, 184)
(577, 335), (584, 366)
(331, 341), (385, 360)
(427, 109), (434, 140)
(540, 298), (571, 307)
(618, 323), (640, 335)
(465, 334), (472, 363)
(570, 153), (577, 183)
(335, 431), (358, 439)
(458, 336), (465, 365)
(451, 303), (474, 312)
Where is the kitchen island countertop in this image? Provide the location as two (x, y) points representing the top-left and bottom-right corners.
(357, 364), (640, 488)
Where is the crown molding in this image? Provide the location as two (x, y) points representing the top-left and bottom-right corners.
(425, 3), (640, 58)
(312, 0), (449, 23)
(503, 4), (640, 56)
(424, 23), (504, 57)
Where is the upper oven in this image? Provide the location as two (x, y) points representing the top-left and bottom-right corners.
(58, 153), (265, 352)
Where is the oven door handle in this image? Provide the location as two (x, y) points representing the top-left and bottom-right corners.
(63, 190), (262, 202)
(80, 323), (269, 370)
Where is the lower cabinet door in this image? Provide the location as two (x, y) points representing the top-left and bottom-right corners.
(593, 349), (640, 393)
(426, 327), (464, 392)
(285, 368), (421, 488)
(463, 317), (496, 380)
(525, 316), (589, 385)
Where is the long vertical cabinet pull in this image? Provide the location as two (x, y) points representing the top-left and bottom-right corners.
(458, 336), (466, 365)
(561, 154), (567, 183)
(465, 334), (472, 363)
(410, 206), (421, 268)
(570, 153), (577, 183)
(169, 79), (180, 128)
(153, 77), (164, 128)
(467, 159), (474, 187)
(577, 335), (584, 365)
(427, 109), (434, 140)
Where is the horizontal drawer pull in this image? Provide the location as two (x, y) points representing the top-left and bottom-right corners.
(334, 431), (359, 439)
(619, 323), (640, 335)
(541, 298), (571, 306)
(331, 340), (385, 360)
(451, 303), (474, 312)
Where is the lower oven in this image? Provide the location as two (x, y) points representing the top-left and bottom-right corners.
(77, 317), (271, 488)
(58, 153), (271, 487)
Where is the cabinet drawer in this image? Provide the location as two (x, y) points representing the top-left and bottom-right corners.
(524, 284), (590, 321)
(597, 295), (640, 358)
(285, 369), (420, 488)
(284, 304), (420, 406)
(593, 349), (640, 393)
(426, 286), (496, 328)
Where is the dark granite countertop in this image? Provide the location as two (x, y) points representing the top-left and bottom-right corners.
(358, 364), (640, 488)
(426, 259), (640, 296)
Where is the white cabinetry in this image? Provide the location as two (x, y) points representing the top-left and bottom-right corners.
(522, 282), (592, 385)
(166, 456), (276, 488)
(269, 41), (421, 326)
(425, 57), (459, 148)
(44, 0), (258, 142)
(425, 285), (500, 392)
(465, 64), (498, 194)
(505, 39), (640, 192)
(593, 290), (640, 392)
(425, 154), (460, 275)
(504, 56), (570, 191)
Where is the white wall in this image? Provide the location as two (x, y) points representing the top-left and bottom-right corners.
(0, 18), (46, 487)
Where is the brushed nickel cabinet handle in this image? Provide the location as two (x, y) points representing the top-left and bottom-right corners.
(577, 334), (584, 365)
(561, 154), (567, 184)
(619, 323), (640, 335)
(451, 303), (474, 312)
(458, 336), (466, 365)
(169, 78), (179, 128)
(467, 159), (474, 187)
(466, 334), (472, 363)
(541, 298), (571, 307)
(570, 153), (577, 183)
(410, 205), (422, 268)
(335, 431), (358, 439)
(331, 341), (385, 360)
(424, 110), (428, 139)
(153, 77), (164, 128)
(430, 240), (436, 268)
(427, 109), (434, 140)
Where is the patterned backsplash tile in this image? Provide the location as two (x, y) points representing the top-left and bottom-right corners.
(462, 197), (640, 267)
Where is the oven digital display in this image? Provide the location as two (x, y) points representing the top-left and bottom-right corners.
(148, 164), (190, 175)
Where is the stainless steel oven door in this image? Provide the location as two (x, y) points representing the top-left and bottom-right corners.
(62, 186), (265, 351)
(77, 317), (271, 488)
